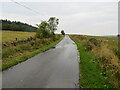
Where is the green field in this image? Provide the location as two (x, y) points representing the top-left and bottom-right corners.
(70, 35), (119, 88)
(1, 31), (35, 43)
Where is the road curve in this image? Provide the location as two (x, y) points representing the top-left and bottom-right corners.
(2, 35), (79, 88)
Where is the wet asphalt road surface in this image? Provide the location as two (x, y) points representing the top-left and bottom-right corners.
(2, 35), (79, 88)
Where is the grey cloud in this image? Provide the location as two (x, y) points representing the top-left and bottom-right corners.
(1, 2), (118, 35)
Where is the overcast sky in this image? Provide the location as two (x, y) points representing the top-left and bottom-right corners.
(1, 0), (118, 35)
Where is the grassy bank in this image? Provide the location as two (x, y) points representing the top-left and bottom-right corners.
(70, 35), (119, 88)
(2, 35), (63, 70)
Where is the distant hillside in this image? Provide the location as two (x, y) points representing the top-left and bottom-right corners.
(0, 19), (37, 32)
(103, 35), (118, 38)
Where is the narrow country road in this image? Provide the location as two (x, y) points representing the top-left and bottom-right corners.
(2, 36), (79, 88)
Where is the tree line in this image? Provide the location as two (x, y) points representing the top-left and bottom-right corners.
(1, 19), (37, 32)
(1, 18), (65, 38)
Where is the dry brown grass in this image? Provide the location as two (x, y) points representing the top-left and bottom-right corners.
(91, 40), (120, 88)
(2, 30), (35, 43)
(70, 34), (119, 88)
(2, 34), (63, 70)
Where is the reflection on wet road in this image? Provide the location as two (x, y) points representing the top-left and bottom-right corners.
(2, 35), (79, 88)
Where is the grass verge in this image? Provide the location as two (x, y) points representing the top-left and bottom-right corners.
(2, 36), (64, 70)
(70, 35), (114, 88)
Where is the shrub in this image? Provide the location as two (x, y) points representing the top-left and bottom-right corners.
(19, 45), (31, 51)
(61, 30), (65, 35)
(89, 38), (101, 46)
(113, 47), (120, 59)
(2, 48), (16, 58)
(84, 41), (93, 51)
(30, 41), (35, 46)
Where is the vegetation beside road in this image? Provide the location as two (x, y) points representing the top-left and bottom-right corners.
(2, 34), (63, 70)
(1, 17), (64, 70)
(70, 35), (119, 88)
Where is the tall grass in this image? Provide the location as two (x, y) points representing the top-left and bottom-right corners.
(2, 35), (63, 70)
(70, 35), (116, 88)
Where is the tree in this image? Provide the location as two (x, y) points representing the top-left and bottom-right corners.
(36, 21), (50, 38)
(48, 17), (59, 34)
(118, 34), (120, 37)
(61, 30), (65, 35)
(35, 17), (59, 38)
